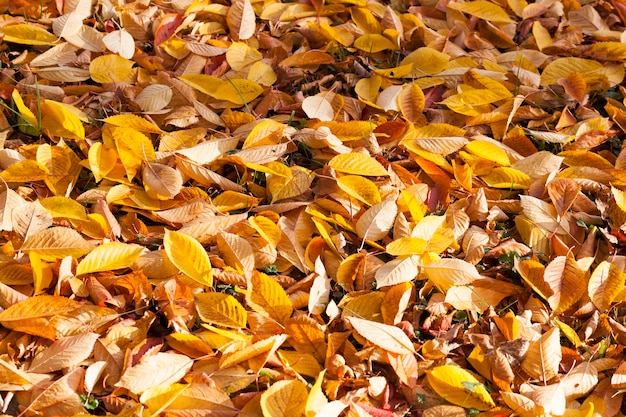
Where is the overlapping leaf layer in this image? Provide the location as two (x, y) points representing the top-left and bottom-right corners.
(0, 0), (626, 415)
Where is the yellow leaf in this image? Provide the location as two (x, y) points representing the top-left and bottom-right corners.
(76, 242), (144, 275)
(588, 261), (624, 312)
(165, 333), (214, 358)
(381, 282), (413, 325)
(356, 199), (397, 241)
(587, 41), (626, 61)
(540, 57), (603, 86)
(178, 74), (225, 96)
(354, 34), (396, 52)
(21, 227), (93, 261)
(11, 89), (38, 131)
(401, 47), (449, 76)
(329, 152), (388, 177)
(1, 159), (48, 182)
(347, 316), (416, 354)
(355, 75), (382, 104)
(398, 83), (425, 123)
(480, 167), (531, 189)
(246, 271), (293, 322)
(0, 24), (58, 45)
(168, 383), (236, 413)
(466, 69), (513, 97)
(373, 63), (414, 78)
(29, 252), (52, 295)
(112, 127), (155, 181)
(212, 78), (263, 105)
(0, 358), (32, 388)
(39, 100), (85, 140)
(213, 191), (257, 212)
(243, 120), (286, 149)
(425, 365), (496, 410)
(350, 7), (382, 33)
(247, 60), (277, 87)
(277, 350), (322, 378)
(386, 237), (428, 256)
(467, 346), (492, 382)
(341, 291), (384, 322)
(88, 142), (118, 182)
(442, 89), (511, 116)
(268, 166), (314, 203)
(612, 186), (626, 213)
(226, 41), (262, 71)
(37, 144), (81, 196)
(40, 196), (88, 221)
(196, 292), (247, 328)
(422, 258), (481, 292)
(0, 264), (33, 285)
(521, 326), (561, 381)
(248, 216), (281, 246)
(163, 229), (213, 287)
(89, 54), (134, 83)
(553, 318), (582, 348)
(335, 252), (366, 289)
(532, 20), (552, 51)
(305, 370), (328, 417)
(336, 175), (381, 206)
(102, 114), (164, 133)
(140, 383), (188, 416)
(447, 1), (514, 23)
(260, 379), (307, 417)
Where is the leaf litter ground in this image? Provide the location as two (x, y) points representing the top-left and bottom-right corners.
(0, 0), (626, 415)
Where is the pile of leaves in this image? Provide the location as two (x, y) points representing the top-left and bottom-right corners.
(2, 0), (626, 415)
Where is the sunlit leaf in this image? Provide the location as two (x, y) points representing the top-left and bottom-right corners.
(588, 261), (624, 311)
(0, 24), (58, 45)
(346, 316), (416, 354)
(163, 229), (213, 287)
(329, 152), (389, 176)
(422, 258), (481, 292)
(356, 199), (397, 241)
(21, 227), (93, 261)
(115, 352), (194, 395)
(260, 379), (307, 417)
(76, 242), (144, 275)
(447, 1), (514, 23)
(29, 332), (99, 373)
(196, 292), (247, 328)
(246, 271), (293, 322)
(426, 365), (496, 410)
(521, 326), (561, 382)
(336, 175), (381, 206)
